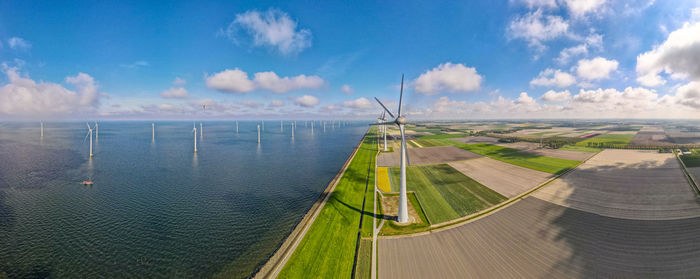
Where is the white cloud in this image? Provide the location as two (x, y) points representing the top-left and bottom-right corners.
(511, 0), (557, 9)
(253, 71), (324, 93)
(636, 22), (700, 87)
(120, 61), (149, 69)
(563, 0), (608, 17)
(7, 37), (31, 50)
(205, 68), (256, 93)
(507, 9), (569, 50)
(161, 87), (189, 99)
(225, 9), (311, 55)
(173, 77), (186, 85)
(540, 90), (571, 102)
(576, 57), (618, 80)
(294, 95), (319, 107)
(205, 68), (324, 94)
(269, 100), (285, 107)
(423, 85), (697, 119)
(342, 97), (373, 109)
(0, 67), (101, 116)
(341, 84), (354, 94)
(676, 81), (700, 109)
(530, 68), (576, 87)
(414, 62), (482, 95)
(240, 100), (263, 108)
(556, 33), (603, 64)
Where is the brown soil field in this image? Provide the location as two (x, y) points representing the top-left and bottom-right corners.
(451, 136), (500, 144)
(379, 197), (700, 279)
(496, 142), (595, 161)
(629, 131), (671, 146)
(377, 146), (482, 167)
(533, 149), (700, 220)
(381, 195), (421, 224)
(448, 157), (553, 198)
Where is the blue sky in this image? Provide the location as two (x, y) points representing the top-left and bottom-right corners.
(0, 0), (699, 120)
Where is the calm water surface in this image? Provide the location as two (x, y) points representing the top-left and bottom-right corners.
(0, 121), (366, 278)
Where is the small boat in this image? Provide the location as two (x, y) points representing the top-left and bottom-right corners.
(81, 180), (94, 186)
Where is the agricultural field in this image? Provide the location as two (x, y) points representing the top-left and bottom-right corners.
(388, 164), (506, 224)
(377, 167), (392, 192)
(378, 196), (700, 279)
(680, 149), (700, 167)
(377, 146), (481, 167)
(559, 145), (601, 152)
(496, 142), (596, 161)
(456, 143), (580, 174)
(451, 136), (501, 144)
(448, 157), (553, 198)
(278, 130), (377, 278)
(533, 149), (700, 220)
(576, 133), (636, 147)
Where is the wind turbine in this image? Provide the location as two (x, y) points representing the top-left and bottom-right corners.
(83, 123), (94, 157)
(378, 111), (389, 152)
(236, 120), (239, 134)
(95, 122), (99, 140)
(192, 123), (198, 153)
(374, 74), (410, 223)
(40, 121), (44, 138)
(257, 124), (261, 144)
(152, 123), (155, 141)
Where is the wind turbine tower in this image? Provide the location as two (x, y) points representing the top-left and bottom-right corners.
(311, 121), (314, 133)
(281, 120), (283, 132)
(257, 124), (261, 144)
(84, 123), (94, 158)
(292, 122), (295, 138)
(152, 123), (155, 141)
(374, 74), (409, 223)
(236, 120), (239, 134)
(193, 124), (198, 153)
(200, 123), (203, 138)
(95, 122), (99, 140)
(40, 122), (44, 138)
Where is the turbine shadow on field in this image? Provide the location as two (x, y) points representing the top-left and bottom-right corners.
(537, 154), (700, 277)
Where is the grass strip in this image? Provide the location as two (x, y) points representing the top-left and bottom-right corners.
(278, 130), (377, 279)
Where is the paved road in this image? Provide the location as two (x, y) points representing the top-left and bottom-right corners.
(379, 197), (700, 279)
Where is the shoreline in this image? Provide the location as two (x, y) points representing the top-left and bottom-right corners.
(252, 129), (369, 279)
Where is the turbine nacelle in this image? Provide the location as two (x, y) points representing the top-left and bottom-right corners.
(396, 116), (407, 125)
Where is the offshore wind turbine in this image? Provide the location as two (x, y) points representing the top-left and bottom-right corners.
(40, 121), (44, 138)
(152, 123), (155, 141)
(83, 123), (94, 158)
(95, 122), (99, 140)
(236, 120), (239, 134)
(291, 121), (295, 138)
(374, 74), (410, 223)
(257, 124), (261, 144)
(193, 123), (198, 153)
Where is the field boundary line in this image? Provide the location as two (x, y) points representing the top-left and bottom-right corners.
(378, 149), (602, 239)
(675, 151), (700, 196)
(253, 128), (369, 279)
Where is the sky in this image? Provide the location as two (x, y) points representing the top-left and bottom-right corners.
(0, 0), (699, 120)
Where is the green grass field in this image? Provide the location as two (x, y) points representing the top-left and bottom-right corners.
(355, 239), (372, 279)
(413, 138), (460, 147)
(559, 144), (601, 152)
(420, 164), (506, 216)
(681, 149), (700, 167)
(456, 143), (580, 174)
(388, 164), (506, 225)
(415, 133), (470, 140)
(278, 129), (377, 278)
(389, 167), (458, 224)
(576, 133), (635, 146)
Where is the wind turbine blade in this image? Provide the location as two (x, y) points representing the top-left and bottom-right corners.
(82, 131), (90, 143)
(398, 74), (404, 117)
(374, 97), (395, 119)
(86, 123), (91, 130)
